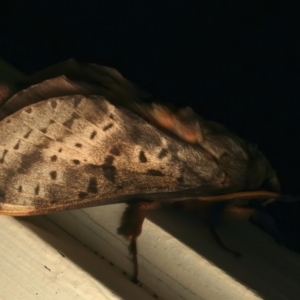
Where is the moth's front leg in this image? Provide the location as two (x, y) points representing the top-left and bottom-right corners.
(175, 200), (242, 256)
(118, 201), (161, 283)
(207, 202), (242, 257)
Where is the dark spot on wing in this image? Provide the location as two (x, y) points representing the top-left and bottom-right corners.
(25, 107), (32, 113)
(6, 119), (11, 123)
(158, 149), (168, 159)
(73, 96), (82, 108)
(103, 123), (113, 131)
(79, 191), (88, 199)
(75, 143), (82, 148)
(0, 189), (5, 199)
(36, 138), (50, 150)
(51, 155), (57, 162)
(40, 128), (47, 133)
(177, 176), (184, 183)
(49, 119), (55, 124)
(13, 140), (20, 150)
(104, 155), (114, 165)
(63, 112), (80, 129)
(124, 115), (162, 148)
(48, 199), (57, 204)
(87, 177), (98, 193)
(102, 166), (116, 183)
(50, 100), (57, 109)
(46, 186), (61, 204)
(139, 151), (147, 163)
(56, 133), (67, 143)
(110, 146), (120, 156)
(50, 171), (57, 180)
(147, 169), (165, 176)
(24, 129), (32, 139)
(90, 130), (97, 140)
(100, 155), (116, 183)
(56, 137), (64, 143)
(72, 159), (80, 165)
(0, 149), (8, 163)
(17, 150), (42, 174)
(18, 186), (22, 192)
(167, 142), (180, 154)
(34, 185), (40, 195)
(58, 148), (62, 153)
(1, 169), (15, 196)
(109, 114), (115, 120)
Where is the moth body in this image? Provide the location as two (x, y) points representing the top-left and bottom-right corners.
(0, 59), (291, 284)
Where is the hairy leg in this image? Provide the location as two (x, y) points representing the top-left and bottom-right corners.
(118, 201), (161, 282)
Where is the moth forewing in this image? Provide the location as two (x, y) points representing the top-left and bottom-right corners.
(0, 60), (153, 122)
(0, 95), (225, 216)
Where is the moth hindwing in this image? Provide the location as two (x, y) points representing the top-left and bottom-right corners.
(0, 95), (225, 216)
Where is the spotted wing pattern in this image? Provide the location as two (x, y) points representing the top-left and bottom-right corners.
(0, 95), (224, 216)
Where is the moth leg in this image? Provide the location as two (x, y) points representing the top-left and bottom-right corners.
(173, 200), (241, 256)
(208, 202), (241, 257)
(118, 201), (159, 283)
(209, 228), (241, 257)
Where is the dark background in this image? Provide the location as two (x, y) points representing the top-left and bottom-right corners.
(0, 0), (299, 194)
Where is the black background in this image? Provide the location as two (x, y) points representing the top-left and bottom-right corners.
(0, 0), (299, 194)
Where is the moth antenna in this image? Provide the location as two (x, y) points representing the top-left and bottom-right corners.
(201, 192), (300, 203)
(276, 195), (300, 203)
(171, 190), (281, 202)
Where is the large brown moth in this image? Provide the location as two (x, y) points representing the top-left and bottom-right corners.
(0, 59), (285, 281)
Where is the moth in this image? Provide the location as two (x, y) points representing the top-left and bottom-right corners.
(0, 59), (287, 282)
